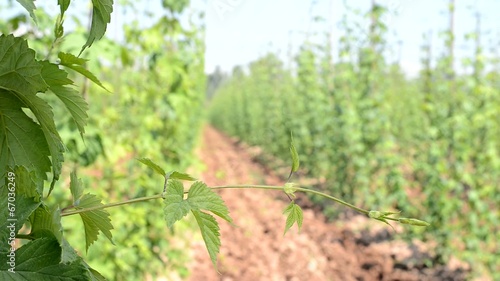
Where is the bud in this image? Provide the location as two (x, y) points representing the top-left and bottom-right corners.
(368, 211), (382, 219)
(398, 218), (430, 227)
(284, 182), (297, 198)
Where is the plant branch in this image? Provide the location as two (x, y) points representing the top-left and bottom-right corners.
(209, 184), (370, 216)
(60, 194), (164, 217)
(59, 184), (406, 223)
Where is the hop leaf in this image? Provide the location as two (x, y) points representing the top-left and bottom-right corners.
(192, 210), (221, 268)
(287, 132), (300, 181)
(166, 171), (196, 181)
(163, 180), (190, 228)
(138, 158), (196, 181)
(187, 181), (232, 223)
(163, 180), (232, 268)
(77, 194), (114, 252)
(15, 0), (37, 23)
(58, 52), (109, 92)
(138, 158), (166, 176)
(290, 132), (300, 173)
(40, 61), (89, 137)
(399, 218), (431, 227)
(79, 0), (113, 55)
(283, 202), (303, 235)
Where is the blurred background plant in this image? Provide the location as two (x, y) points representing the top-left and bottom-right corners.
(209, 1), (500, 279)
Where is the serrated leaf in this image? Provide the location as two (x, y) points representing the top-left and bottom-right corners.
(60, 239), (106, 280)
(29, 205), (63, 242)
(0, 35), (65, 190)
(0, 237), (89, 280)
(163, 180), (231, 268)
(41, 61), (88, 136)
(166, 170), (196, 181)
(163, 180), (190, 228)
(58, 52), (109, 92)
(0, 35), (47, 94)
(10, 90), (65, 194)
(15, 0), (37, 23)
(88, 267), (107, 281)
(192, 210), (221, 268)
(283, 202), (303, 235)
(79, 0), (114, 55)
(137, 158), (166, 176)
(187, 181), (232, 223)
(0, 185), (40, 253)
(77, 194), (114, 252)
(289, 132), (300, 173)
(58, 0), (71, 17)
(60, 239), (80, 264)
(69, 171), (84, 205)
(0, 93), (52, 190)
(14, 165), (41, 201)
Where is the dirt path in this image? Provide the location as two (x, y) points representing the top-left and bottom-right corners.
(187, 126), (467, 281)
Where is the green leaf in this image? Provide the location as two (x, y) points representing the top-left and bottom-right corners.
(289, 132), (300, 173)
(41, 61), (89, 136)
(0, 237), (90, 280)
(69, 171), (84, 205)
(163, 180), (190, 228)
(0, 93), (54, 189)
(60, 239), (106, 280)
(0, 35), (62, 189)
(12, 91), (65, 191)
(77, 194), (114, 252)
(187, 181), (232, 223)
(138, 158), (166, 176)
(58, 52), (109, 92)
(60, 240), (106, 280)
(166, 170), (196, 181)
(283, 202), (303, 235)
(0, 183), (41, 253)
(192, 210), (221, 268)
(29, 205), (63, 242)
(398, 218), (431, 227)
(0, 35), (47, 94)
(163, 180), (231, 268)
(60, 239), (80, 264)
(58, 0), (71, 17)
(79, 0), (114, 55)
(88, 267), (107, 281)
(15, 0), (37, 23)
(14, 165), (41, 201)
(0, 36), (64, 189)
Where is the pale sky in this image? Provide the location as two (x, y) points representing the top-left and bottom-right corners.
(202, 0), (500, 77)
(3, 1), (500, 77)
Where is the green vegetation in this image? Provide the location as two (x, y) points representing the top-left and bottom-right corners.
(1, 0), (492, 280)
(209, 2), (499, 279)
(0, 1), (206, 280)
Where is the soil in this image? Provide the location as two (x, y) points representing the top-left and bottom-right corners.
(187, 126), (469, 281)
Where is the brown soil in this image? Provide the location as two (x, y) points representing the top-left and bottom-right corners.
(187, 126), (468, 281)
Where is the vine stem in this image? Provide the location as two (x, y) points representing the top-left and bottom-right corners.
(60, 194), (164, 216)
(210, 185), (370, 216)
(60, 184), (376, 219)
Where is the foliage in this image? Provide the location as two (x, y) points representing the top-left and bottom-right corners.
(0, 0), (205, 280)
(209, 2), (499, 279)
(1, 1), (431, 281)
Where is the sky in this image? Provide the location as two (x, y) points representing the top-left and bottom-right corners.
(3, 1), (500, 77)
(202, 0), (500, 77)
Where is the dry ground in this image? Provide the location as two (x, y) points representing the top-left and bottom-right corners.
(187, 126), (468, 281)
